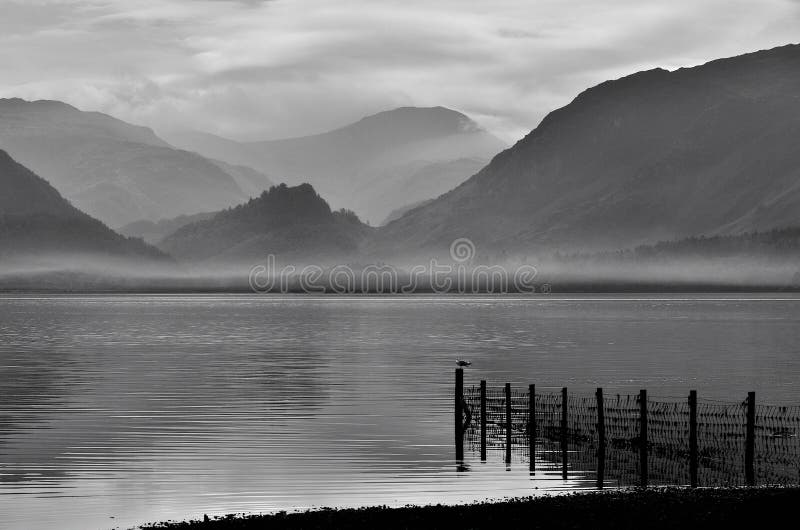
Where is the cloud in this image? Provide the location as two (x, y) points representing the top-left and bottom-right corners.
(1, 0), (799, 142)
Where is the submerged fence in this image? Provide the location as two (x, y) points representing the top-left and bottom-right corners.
(454, 369), (800, 488)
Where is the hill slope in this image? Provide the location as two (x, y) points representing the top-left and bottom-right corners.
(376, 44), (800, 259)
(162, 107), (505, 224)
(158, 183), (373, 263)
(0, 98), (271, 227)
(0, 149), (166, 261)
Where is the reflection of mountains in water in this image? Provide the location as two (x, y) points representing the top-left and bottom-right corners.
(0, 300), (329, 487)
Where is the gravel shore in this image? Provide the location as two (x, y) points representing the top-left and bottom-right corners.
(143, 487), (800, 529)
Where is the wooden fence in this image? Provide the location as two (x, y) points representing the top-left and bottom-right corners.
(454, 369), (800, 488)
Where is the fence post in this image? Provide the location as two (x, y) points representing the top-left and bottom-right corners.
(596, 387), (605, 489)
(455, 368), (463, 461)
(529, 384), (536, 472)
(480, 380), (487, 461)
(745, 391), (755, 486)
(639, 389), (648, 488)
(689, 390), (698, 488)
(505, 382), (512, 464)
(561, 387), (568, 479)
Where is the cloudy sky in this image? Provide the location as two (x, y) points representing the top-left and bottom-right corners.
(1, 0), (799, 142)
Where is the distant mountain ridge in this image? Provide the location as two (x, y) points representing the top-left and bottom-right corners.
(380, 198), (434, 226)
(375, 44), (800, 259)
(118, 211), (216, 244)
(162, 106), (506, 224)
(0, 98), (272, 228)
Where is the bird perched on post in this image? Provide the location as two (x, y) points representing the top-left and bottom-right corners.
(456, 360), (471, 367)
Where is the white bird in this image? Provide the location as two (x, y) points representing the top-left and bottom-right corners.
(456, 360), (472, 367)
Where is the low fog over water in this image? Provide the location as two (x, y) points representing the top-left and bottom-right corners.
(2, 251), (798, 292)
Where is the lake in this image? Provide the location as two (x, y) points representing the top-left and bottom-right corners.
(1, 294), (799, 529)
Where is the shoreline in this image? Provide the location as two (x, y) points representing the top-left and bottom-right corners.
(142, 487), (800, 529)
(3, 287), (800, 294)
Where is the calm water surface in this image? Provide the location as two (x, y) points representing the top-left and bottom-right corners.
(1, 294), (799, 529)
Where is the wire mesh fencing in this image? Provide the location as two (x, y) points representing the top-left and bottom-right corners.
(647, 398), (690, 486)
(458, 375), (800, 488)
(756, 404), (800, 484)
(601, 393), (641, 487)
(695, 400), (748, 486)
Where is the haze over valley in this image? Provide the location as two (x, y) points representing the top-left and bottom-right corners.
(2, 45), (800, 289)
(162, 106), (506, 225)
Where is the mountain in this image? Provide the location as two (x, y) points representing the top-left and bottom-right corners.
(0, 98), (271, 228)
(209, 159), (274, 199)
(161, 107), (506, 224)
(118, 211), (216, 244)
(158, 183), (373, 263)
(0, 149), (166, 262)
(380, 198), (434, 226)
(363, 157), (489, 225)
(376, 44), (800, 260)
